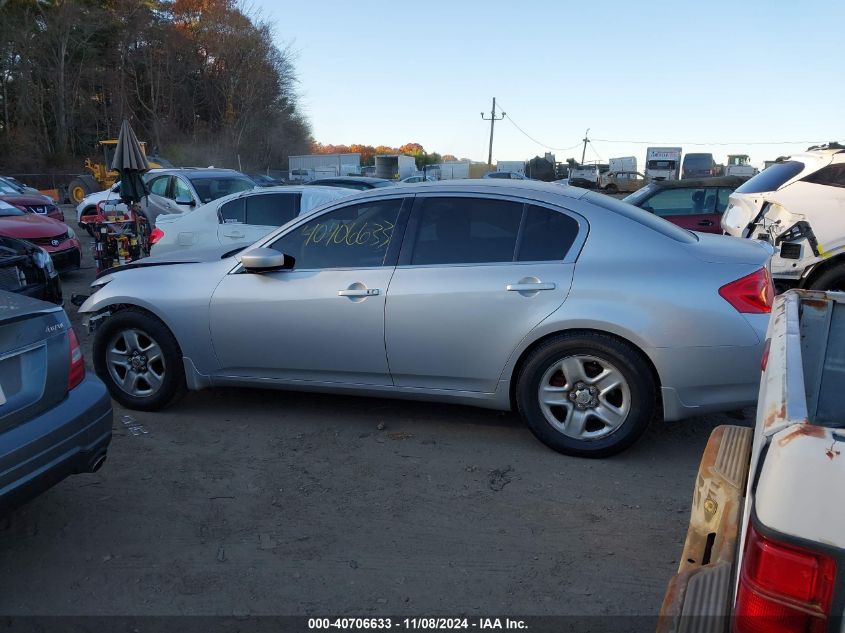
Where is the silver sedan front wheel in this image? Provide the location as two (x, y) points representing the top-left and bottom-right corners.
(538, 354), (631, 440)
(106, 328), (167, 398)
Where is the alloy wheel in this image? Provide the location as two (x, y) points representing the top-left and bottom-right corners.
(106, 328), (166, 398)
(537, 354), (631, 440)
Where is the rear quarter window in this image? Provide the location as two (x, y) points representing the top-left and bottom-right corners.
(516, 205), (580, 261)
(584, 192), (697, 243)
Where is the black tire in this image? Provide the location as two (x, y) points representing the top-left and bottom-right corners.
(78, 206), (96, 236)
(807, 263), (845, 292)
(93, 309), (186, 411)
(68, 176), (96, 205)
(604, 184), (619, 194)
(515, 332), (657, 458)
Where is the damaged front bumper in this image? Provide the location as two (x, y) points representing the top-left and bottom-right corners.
(83, 310), (111, 334)
(656, 425), (753, 633)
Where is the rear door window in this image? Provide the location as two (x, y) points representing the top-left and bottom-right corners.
(642, 188), (715, 216)
(246, 193), (301, 226)
(410, 197), (522, 265)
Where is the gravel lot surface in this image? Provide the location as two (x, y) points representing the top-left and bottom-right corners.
(0, 213), (753, 619)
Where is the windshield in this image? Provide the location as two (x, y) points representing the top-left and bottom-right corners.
(646, 160), (676, 170)
(189, 177), (255, 204)
(371, 180), (396, 188)
(0, 177), (24, 192)
(734, 160), (805, 194)
(683, 154), (714, 170)
(0, 180), (20, 194)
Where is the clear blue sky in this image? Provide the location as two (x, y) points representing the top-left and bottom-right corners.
(253, 0), (843, 168)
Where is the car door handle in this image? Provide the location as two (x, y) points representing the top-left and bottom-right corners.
(224, 230), (245, 239)
(338, 288), (379, 297)
(506, 282), (556, 291)
(698, 220), (714, 226)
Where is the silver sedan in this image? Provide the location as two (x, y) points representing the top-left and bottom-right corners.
(80, 180), (774, 457)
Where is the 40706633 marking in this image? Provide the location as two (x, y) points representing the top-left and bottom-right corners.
(301, 220), (395, 249)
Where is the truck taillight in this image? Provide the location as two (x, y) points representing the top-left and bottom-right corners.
(68, 327), (85, 390)
(719, 268), (774, 314)
(734, 523), (836, 633)
(149, 227), (164, 245)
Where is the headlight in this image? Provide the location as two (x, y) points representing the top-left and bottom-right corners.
(67, 226), (76, 239)
(33, 247), (56, 275)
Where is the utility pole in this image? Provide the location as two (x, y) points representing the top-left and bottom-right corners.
(580, 128), (590, 165)
(481, 98), (505, 168)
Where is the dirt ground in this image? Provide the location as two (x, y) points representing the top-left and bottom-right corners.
(0, 216), (753, 618)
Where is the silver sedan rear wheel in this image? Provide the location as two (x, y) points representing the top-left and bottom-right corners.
(537, 354), (631, 440)
(106, 328), (166, 398)
(516, 332), (656, 457)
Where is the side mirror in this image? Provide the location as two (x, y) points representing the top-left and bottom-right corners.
(175, 195), (195, 207)
(240, 248), (295, 273)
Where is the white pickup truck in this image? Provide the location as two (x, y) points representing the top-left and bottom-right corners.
(658, 289), (845, 633)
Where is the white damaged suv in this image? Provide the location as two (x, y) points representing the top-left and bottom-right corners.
(722, 144), (845, 291)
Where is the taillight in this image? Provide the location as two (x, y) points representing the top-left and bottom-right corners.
(734, 523), (836, 633)
(68, 327), (85, 390)
(149, 227), (164, 245)
(719, 268), (774, 314)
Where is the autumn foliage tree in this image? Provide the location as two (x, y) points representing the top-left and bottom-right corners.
(0, 0), (311, 174)
(311, 141), (452, 170)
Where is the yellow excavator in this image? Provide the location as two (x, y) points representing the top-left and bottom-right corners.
(67, 140), (171, 204)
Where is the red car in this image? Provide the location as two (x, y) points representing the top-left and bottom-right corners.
(0, 179), (64, 222)
(0, 201), (81, 272)
(621, 176), (747, 234)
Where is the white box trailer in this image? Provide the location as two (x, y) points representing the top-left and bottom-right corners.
(375, 155), (417, 180)
(497, 160), (525, 175)
(609, 156), (637, 173)
(435, 161), (470, 180)
(288, 153), (361, 181)
(645, 147), (682, 181)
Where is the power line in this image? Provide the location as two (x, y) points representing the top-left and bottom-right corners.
(591, 138), (840, 146)
(504, 114), (582, 152)
(490, 100), (841, 152)
(495, 101), (582, 152)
